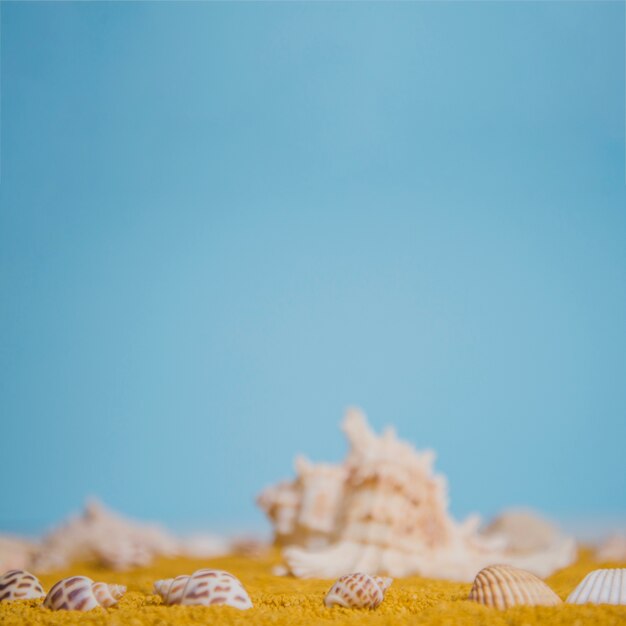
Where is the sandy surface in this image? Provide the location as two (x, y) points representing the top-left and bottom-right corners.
(1, 549), (625, 625)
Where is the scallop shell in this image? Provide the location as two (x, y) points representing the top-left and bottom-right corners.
(153, 568), (252, 609)
(566, 569), (626, 605)
(0, 570), (45, 602)
(468, 564), (562, 609)
(43, 576), (126, 611)
(324, 573), (392, 609)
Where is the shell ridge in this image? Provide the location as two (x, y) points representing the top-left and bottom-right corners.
(43, 576), (124, 611)
(588, 570), (604, 604)
(566, 569), (626, 605)
(469, 565), (560, 610)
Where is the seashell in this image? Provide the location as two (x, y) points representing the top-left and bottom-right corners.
(0, 536), (38, 573)
(31, 499), (179, 572)
(154, 568), (252, 609)
(0, 570), (45, 602)
(324, 573), (392, 609)
(566, 569), (626, 605)
(595, 534), (626, 562)
(43, 576), (126, 611)
(468, 564), (562, 609)
(261, 408), (576, 581)
(480, 509), (573, 555)
(257, 458), (347, 550)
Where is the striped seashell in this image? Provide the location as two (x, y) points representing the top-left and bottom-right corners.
(0, 570), (45, 602)
(324, 573), (392, 609)
(43, 576), (126, 611)
(468, 564), (562, 609)
(567, 568), (626, 605)
(153, 568), (252, 609)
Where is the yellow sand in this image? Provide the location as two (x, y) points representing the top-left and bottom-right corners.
(1, 549), (625, 625)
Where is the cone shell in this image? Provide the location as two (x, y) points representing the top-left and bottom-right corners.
(153, 568), (252, 609)
(468, 565), (562, 609)
(43, 576), (126, 611)
(567, 569), (626, 605)
(324, 573), (392, 609)
(0, 570), (45, 602)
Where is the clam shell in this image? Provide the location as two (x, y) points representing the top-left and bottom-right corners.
(468, 564), (562, 609)
(43, 576), (126, 611)
(566, 568), (626, 605)
(0, 570), (45, 602)
(324, 573), (392, 609)
(154, 568), (252, 609)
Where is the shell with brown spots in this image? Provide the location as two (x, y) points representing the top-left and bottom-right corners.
(153, 568), (252, 609)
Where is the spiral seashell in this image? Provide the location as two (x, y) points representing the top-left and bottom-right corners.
(567, 569), (626, 605)
(324, 573), (392, 609)
(153, 568), (252, 609)
(0, 570), (45, 602)
(468, 564), (562, 609)
(262, 410), (576, 581)
(43, 576), (126, 611)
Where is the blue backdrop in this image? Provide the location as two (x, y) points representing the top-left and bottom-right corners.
(1, 1), (624, 535)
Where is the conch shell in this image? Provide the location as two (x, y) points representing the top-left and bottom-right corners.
(261, 408), (576, 581)
(153, 568), (252, 609)
(595, 534), (626, 563)
(468, 564), (562, 609)
(567, 569), (626, 605)
(43, 576), (126, 611)
(0, 570), (45, 602)
(324, 573), (392, 609)
(31, 499), (179, 572)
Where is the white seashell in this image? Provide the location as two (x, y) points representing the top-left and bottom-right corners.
(260, 408), (577, 581)
(43, 576), (126, 611)
(31, 499), (179, 572)
(0, 536), (38, 573)
(0, 570), (45, 602)
(324, 573), (392, 609)
(595, 534), (626, 562)
(468, 564), (562, 609)
(566, 569), (626, 605)
(154, 568), (252, 609)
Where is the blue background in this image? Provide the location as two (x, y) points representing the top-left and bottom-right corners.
(1, 2), (624, 535)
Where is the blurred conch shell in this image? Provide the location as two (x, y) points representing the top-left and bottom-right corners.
(566, 568), (626, 605)
(595, 534), (626, 562)
(43, 576), (126, 610)
(0, 536), (38, 573)
(0, 570), (45, 602)
(324, 573), (392, 609)
(27, 500), (233, 572)
(258, 408), (577, 581)
(468, 564), (562, 609)
(154, 568), (252, 609)
(479, 509), (576, 578)
(31, 499), (180, 572)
